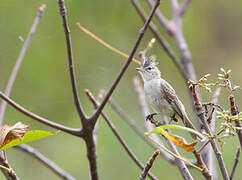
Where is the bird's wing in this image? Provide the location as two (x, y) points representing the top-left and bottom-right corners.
(160, 79), (184, 119)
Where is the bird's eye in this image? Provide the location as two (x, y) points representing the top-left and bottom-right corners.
(147, 67), (152, 71)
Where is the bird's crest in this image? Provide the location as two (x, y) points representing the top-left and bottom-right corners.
(142, 56), (158, 68)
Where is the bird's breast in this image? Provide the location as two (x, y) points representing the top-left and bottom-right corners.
(144, 80), (173, 115)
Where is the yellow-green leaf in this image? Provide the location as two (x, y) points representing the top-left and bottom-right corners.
(146, 127), (197, 152)
(0, 130), (58, 151)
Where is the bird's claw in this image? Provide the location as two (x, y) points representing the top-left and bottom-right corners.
(145, 113), (158, 121)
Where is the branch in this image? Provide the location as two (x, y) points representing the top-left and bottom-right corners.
(85, 90), (158, 180)
(131, 0), (187, 81)
(57, 0), (86, 122)
(202, 88), (221, 179)
(189, 85), (229, 180)
(179, 0), (191, 16)
(229, 147), (240, 180)
(145, 0), (171, 34)
(139, 150), (160, 180)
(14, 144), (75, 180)
(0, 154), (19, 180)
(0, 92), (81, 137)
(229, 94), (242, 148)
(0, 4), (46, 126)
(192, 150), (212, 180)
(90, 0), (161, 124)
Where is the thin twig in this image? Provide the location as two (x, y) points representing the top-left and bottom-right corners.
(189, 85), (229, 180)
(0, 4), (46, 126)
(85, 90), (158, 180)
(76, 23), (140, 65)
(14, 144), (75, 180)
(229, 94), (242, 148)
(179, 0), (191, 16)
(90, 0), (161, 124)
(192, 150), (212, 180)
(131, 0), (187, 81)
(202, 88), (221, 180)
(139, 150), (160, 180)
(0, 155), (19, 180)
(58, 0), (86, 122)
(0, 92), (81, 137)
(229, 147), (240, 180)
(107, 96), (145, 139)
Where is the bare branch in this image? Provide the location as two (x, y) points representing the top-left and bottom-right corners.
(139, 150), (160, 180)
(107, 97), (145, 139)
(145, 0), (172, 34)
(230, 147), (240, 180)
(189, 85), (229, 180)
(202, 88), (221, 179)
(179, 0), (191, 16)
(90, 0), (161, 123)
(85, 90), (158, 180)
(0, 154), (19, 180)
(0, 92), (81, 137)
(14, 144), (75, 180)
(229, 94), (242, 148)
(57, 0), (87, 122)
(192, 150), (212, 180)
(0, 4), (46, 126)
(131, 0), (187, 81)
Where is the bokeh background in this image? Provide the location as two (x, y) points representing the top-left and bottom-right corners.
(0, 0), (242, 179)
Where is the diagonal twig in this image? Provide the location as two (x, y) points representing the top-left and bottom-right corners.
(85, 90), (158, 180)
(229, 147), (240, 180)
(139, 150), (160, 180)
(0, 92), (81, 136)
(58, 0), (86, 122)
(0, 4), (46, 127)
(90, 0), (161, 124)
(14, 144), (75, 180)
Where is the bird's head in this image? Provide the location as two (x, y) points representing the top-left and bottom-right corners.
(136, 57), (161, 81)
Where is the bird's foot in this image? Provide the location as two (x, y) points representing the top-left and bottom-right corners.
(145, 113), (158, 121)
(146, 113), (163, 127)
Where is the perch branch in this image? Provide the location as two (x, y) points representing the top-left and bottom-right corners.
(14, 144), (75, 180)
(0, 4), (46, 126)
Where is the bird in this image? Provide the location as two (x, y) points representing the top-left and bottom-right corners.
(136, 57), (197, 139)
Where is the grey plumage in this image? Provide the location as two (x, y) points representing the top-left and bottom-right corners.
(136, 57), (197, 139)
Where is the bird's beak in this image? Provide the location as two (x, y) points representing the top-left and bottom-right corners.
(136, 67), (142, 72)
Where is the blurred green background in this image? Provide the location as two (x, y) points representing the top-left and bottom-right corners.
(0, 0), (242, 179)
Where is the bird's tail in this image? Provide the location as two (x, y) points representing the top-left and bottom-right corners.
(182, 115), (198, 140)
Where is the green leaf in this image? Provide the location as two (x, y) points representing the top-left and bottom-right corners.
(0, 130), (58, 151)
(147, 125), (206, 141)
